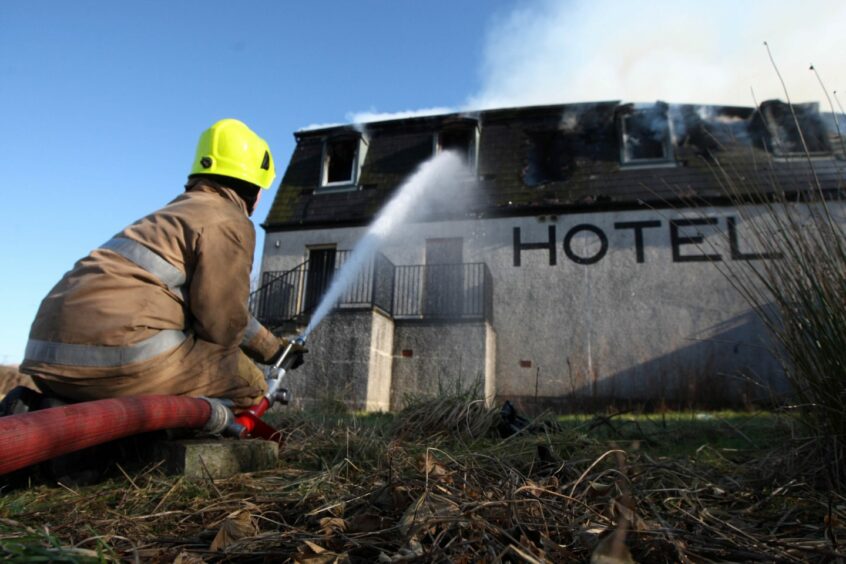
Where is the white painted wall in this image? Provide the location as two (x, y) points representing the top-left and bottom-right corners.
(262, 203), (822, 403)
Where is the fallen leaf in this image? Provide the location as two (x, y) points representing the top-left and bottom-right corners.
(304, 540), (326, 554)
(173, 551), (207, 564)
(422, 452), (452, 482)
(590, 529), (636, 564)
(210, 509), (257, 551)
(399, 493), (461, 535)
(588, 481), (614, 496)
(611, 498), (646, 531)
(319, 516), (348, 536)
(294, 540), (351, 564)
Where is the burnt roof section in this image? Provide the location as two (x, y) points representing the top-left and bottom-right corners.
(264, 100), (846, 231)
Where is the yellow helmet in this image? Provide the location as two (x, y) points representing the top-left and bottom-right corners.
(190, 119), (276, 189)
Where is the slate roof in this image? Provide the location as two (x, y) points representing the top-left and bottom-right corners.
(264, 101), (846, 232)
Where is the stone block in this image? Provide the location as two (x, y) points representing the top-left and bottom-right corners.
(152, 439), (278, 479)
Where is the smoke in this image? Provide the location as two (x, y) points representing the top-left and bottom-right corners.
(347, 107), (455, 124)
(305, 0), (846, 128)
(298, 121), (345, 132)
(300, 108), (457, 133)
(468, 0), (846, 110)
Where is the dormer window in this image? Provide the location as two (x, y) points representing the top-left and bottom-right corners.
(326, 139), (355, 183)
(760, 101), (831, 157)
(435, 122), (479, 170)
(620, 104), (675, 166)
(524, 131), (570, 186)
(320, 134), (368, 190)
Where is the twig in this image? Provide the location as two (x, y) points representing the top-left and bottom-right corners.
(151, 476), (183, 514)
(809, 64), (846, 158)
(763, 41), (821, 190)
(198, 456), (223, 498)
(116, 463), (140, 491)
(568, 449), (626, 498)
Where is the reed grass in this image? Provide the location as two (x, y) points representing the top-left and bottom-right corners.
(690, 88), (846, 486)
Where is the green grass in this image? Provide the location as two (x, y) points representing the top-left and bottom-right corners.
(555, 410), (789, 458)
(0, 519), (112, 563)
(273, 406), (789, 462)
(273, 407), (788, 459)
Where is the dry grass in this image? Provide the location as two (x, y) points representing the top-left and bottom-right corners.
(1, 397), (844, 563)
(697, 120), (846, 487)
(391, 395), (500, 440)
(0, 366), (34, 399)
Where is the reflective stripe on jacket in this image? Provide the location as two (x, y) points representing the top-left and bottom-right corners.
(21, 178), (279, 375)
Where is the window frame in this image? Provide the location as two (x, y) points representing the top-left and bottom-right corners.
(763, 104), (832, 159)
(318, 134), (369, 192)
(434, 123), (480, 172)
(619, 106), (677, 168)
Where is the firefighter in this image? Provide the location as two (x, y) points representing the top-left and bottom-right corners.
(19, 119), (303, 408)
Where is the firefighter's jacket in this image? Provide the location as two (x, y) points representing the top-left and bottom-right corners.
(20, 178), (277, 405)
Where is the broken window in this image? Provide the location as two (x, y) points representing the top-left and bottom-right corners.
(620, 105), (674, 165)
(436, 124), (478, 168)
(680, 105), (754, 155)
(523, 131), (574, 186)
(760, 101), (831, 156)
(323, 138), (356, 184)
(321, 135), (367, 188)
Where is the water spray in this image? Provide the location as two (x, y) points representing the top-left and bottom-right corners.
(302, 151), (471, 339)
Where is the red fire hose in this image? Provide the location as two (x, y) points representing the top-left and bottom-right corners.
(0, 395), (218, 476)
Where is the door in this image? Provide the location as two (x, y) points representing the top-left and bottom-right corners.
(424, 238), (464, 317)
(304, 247), (337, 313)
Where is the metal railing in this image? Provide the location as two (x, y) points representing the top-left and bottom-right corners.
(250, 251), (395, 327)
(251, 255), (492, 327)
(393, 262), (492, 322)
(332, 251), (396, 315)
(372, 253), (396, 315)
(249, 259), (309, 328)
(334, 251), (371, 308)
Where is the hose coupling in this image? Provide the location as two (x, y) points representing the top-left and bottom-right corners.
(200, 397), (235, 435)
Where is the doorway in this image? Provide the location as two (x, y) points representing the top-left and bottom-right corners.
(424, 238), (464, 317)
(304, 247), (337, 313)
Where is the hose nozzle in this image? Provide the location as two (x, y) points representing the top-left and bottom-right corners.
(272, 334), (307, 372)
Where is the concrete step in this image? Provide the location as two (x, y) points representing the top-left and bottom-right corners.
(152, 439), (278, 479)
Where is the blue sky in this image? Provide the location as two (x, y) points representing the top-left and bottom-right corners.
(1, 0), (844, 362)
(0, 0), (510, 362)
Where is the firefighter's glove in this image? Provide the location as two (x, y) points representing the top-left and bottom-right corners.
(274, 338), (308, 370)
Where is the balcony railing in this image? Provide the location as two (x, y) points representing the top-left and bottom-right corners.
(249, 258), (308, 329)
(334, 251), (396, 313)
(250, 251), (395, 328)
(250, 254), (492, 328)
(393, 263), (492, 322)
